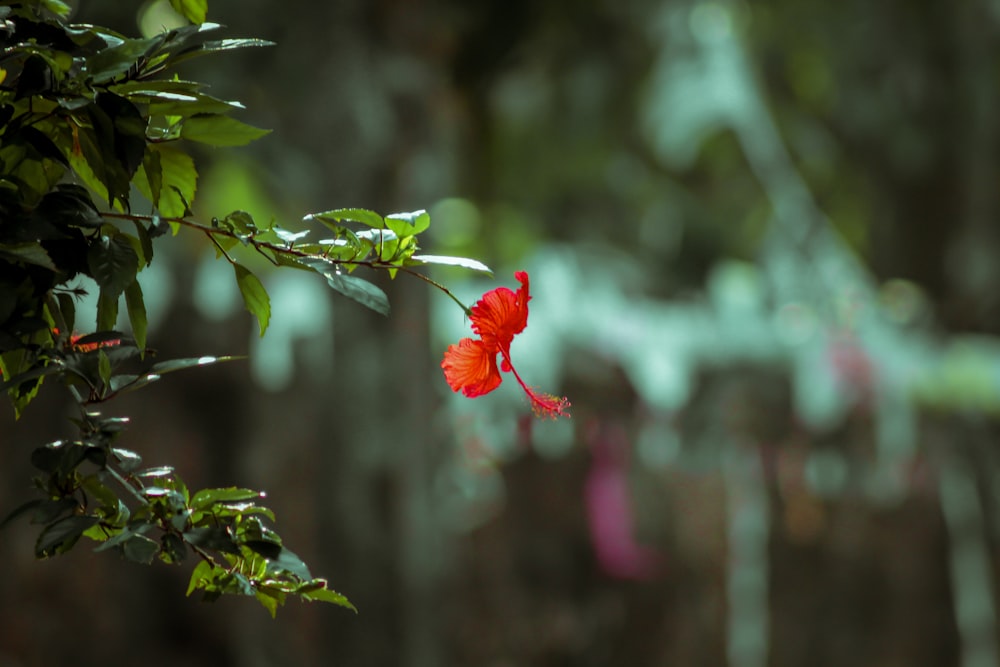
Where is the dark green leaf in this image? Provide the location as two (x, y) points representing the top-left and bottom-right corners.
(96, 286), (119, 332)
(264, 546), (312, 580)
(233, 263), (270, 336)
(36, 515), (99, 557)
(122, 534), (160, 564)
(0, 243), (56, 270)
(87, 233), (139, 296)
(326, 274), (390, 316)
(86, 35), (162, 83)
(0, 499), (43, 530)
(124, 279), (147, 353)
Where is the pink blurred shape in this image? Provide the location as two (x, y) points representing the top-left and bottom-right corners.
(584, 422), (664, 580)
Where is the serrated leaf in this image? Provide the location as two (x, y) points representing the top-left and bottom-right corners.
(407, 254), (493, 274)
(299, 580), (357, 612)
(306, 207), (384, 229)
(87, 233), (139, 295)
(124, 279), (147, 353)
(169, 0), (208, 24)
(233, 263), (270, 336)
(0, 243), (56, 270)
(384, 210), (430, 236)
(181, 115), (271, 147)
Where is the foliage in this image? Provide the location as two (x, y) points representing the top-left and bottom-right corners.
(0, 0), (490, 615)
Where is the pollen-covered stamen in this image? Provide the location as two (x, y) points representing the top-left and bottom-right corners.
(500, 351), (571, 419)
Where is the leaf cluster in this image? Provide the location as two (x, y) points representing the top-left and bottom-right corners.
(2, 407), (353, 616)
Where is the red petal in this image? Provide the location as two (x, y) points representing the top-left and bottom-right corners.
(470, 272), (530, 353)
(441, 337), (502, 397)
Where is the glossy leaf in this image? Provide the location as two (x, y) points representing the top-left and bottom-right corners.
(190, 487), (262, 511)
(306, 207), (384, 229)
(407, 254), (493, 274)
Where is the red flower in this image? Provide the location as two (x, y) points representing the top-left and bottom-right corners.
(442, 271), (570, 419)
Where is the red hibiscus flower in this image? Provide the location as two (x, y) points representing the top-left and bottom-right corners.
(441, 271), (570, 419)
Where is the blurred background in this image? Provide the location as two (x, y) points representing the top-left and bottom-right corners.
(3, 0), (1000, 664)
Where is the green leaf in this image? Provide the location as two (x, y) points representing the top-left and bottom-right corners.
(264, 546), (312, 580)
(88, 233), (139, 296)
(180, 115), (271, 147)
(407, 254), (493, 274)
(0, 243), (56, 271)
(255, 588), (284, 618)
(124, 279), (147, 353)
(36, 516), (99, 557)
(96, 287), (120, 332)
(40, 0), (72, 15)
(190, 487), (262, 511)
(233, 263), (270, 336)
(112, 447), (142, 472)
(86, 35), (162, 84)
(169, 0), (208, 24)
(384, 210), (431, 236)
(299, 580), (357, 612)
(136, 144), (197, 219)
(306, 207), (384, 229)
(97, 349), (112, 388)
(298, 257), (390, 315)
(122, 534), (161, 564)
(187, 559), (214, 596)
(326, 274), (390, 316)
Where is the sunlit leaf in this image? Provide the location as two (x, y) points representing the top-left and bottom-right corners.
(190, 487), (263, 510)
(306, 207), (384, 229)
(181, 115), (271, 147)
(384, 209), (430, 236)
(169, 0), (208, 25)
(407, 254), (493, 274)
(136, 144), (197, 219)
